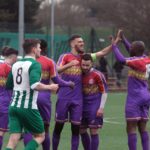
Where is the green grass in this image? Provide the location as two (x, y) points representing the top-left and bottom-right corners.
(2, 93), (150, 149)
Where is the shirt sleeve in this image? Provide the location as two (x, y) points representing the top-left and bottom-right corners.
(112, 44), (126, 64)
(57, 54), (66, 66)
(122, 37), (131, 52)
(96, 72), (108, 93)
(29, 62), (42, 89)
(49, 59), (57, 78)
(91, 53), (97, 62)
(126, 58), (144, 70)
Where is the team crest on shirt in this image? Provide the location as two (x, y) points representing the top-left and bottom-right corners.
(89, 79), (94, 84)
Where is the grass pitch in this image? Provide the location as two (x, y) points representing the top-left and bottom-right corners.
(2, 92), (150, 150)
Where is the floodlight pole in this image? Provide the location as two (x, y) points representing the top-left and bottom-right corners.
(18, 0), (24, 56)
(50, 0), (55, 59)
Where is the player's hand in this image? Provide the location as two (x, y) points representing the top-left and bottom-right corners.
(68, 81), (75, 89)
(69, 60), (80, 67)
(117, 29), (123, 41)
(96, 108), (104, 117)
(49, 83), (59, 92)
(109, 35), (115, 44)
(109, 35), (119, 45)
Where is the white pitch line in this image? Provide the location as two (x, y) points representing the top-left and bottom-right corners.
(104, 118), (125, 125)
(104, 117), (124, 120)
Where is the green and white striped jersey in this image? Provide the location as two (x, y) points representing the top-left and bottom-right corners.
(6, 56), (41, 110)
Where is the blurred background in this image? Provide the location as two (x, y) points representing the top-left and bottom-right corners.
(1, 2), (150, 149)
(0, 0), (150, 89)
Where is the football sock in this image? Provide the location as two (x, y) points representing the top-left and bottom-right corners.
(81, 132), (90, 150)
(71, 135), (79, 150)
(91, 134), (99, 150)
(25, 139), (39, 150)
(52, 132), (60, 150)
(128, 133), (137, 150)
(140, 131), (149, 150)
(0, 136), (3, 150)
(23, 133), (33, 146)
(42, 133), (50, 150)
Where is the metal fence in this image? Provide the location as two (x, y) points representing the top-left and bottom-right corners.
(0, 24), (120, 75)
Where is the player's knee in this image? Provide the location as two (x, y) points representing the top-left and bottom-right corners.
(71, 124), (80, 135)
(138, 121), (147, 133)
(126, 124), (137, 133)
(90, 128), (99, 135)
(7, 134), (21, 148)
(80, 128), (87, 134)
(0, 131), (5, 136)
(33, 132), (45, 144)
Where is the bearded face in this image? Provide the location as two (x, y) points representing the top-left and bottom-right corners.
(81, 59), (92, 74)
(72, 38), (85, 54)
(75, 44), (84, 54)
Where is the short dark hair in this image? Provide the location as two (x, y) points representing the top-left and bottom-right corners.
(131, 41), (145, 56)
(23, 39), (41, 54)
(40, 39), (47, 50)
(82, 53), (93, 62)
(1, 46), (18, 57)
(68, 34), (82, 46)
(40, 39), (47, 55)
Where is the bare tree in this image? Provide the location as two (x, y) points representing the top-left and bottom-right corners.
(35, 0), (150, 48)
(35, 0), (97, 35)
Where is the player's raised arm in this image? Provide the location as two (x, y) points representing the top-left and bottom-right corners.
(95, 45), (112, 59)
(111, 36), (126, 64)
(112, 44), (126, 63)
(117, 29), (131, 52)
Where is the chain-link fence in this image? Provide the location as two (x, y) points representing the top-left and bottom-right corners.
(0, 23), (129, 78)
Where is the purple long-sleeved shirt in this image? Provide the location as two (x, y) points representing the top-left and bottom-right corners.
(122, 37), (131, 52)
(112, 44), (126, 63)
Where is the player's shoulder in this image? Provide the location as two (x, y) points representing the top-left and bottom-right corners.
(92, 68), (101, 74)
(41, 55), (54, 62)
(16, 57), (40, 67)
(92, 68), (104, 78)
(144, 56), (150, 63)
(0, 62), (11, 70)
(39, 56), (56, 67)
(59, 52), (72, 58)
(127, 55), (146, 62)
(0, 59), (4, 63)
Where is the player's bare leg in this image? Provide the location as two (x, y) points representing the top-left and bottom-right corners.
(5, 133), (21, 150)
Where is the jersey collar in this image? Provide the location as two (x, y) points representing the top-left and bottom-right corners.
(24, 56), (36, 60)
